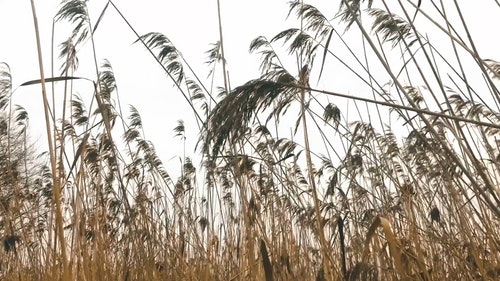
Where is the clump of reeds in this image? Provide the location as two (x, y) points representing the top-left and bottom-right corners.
(0, 0), (498, 280)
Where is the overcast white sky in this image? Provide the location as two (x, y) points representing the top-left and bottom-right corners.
(0, 1), (499, 178)
(0, 1), (293, 173)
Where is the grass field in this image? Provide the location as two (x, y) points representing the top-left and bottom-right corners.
(0, 0), (499, 280)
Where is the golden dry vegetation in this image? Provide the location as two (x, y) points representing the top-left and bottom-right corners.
(0, 0), (499, 280)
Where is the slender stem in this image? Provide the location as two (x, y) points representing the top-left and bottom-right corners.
(299, 69), (334, 278)
(29, 1), (70, 280)
(216, 0), (230, 93)
(288, 83), (500, 130)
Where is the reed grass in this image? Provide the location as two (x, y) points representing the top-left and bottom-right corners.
(0, 0), (498, 280)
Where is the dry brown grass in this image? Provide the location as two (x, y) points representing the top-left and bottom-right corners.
(0, 0), (499, 280)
